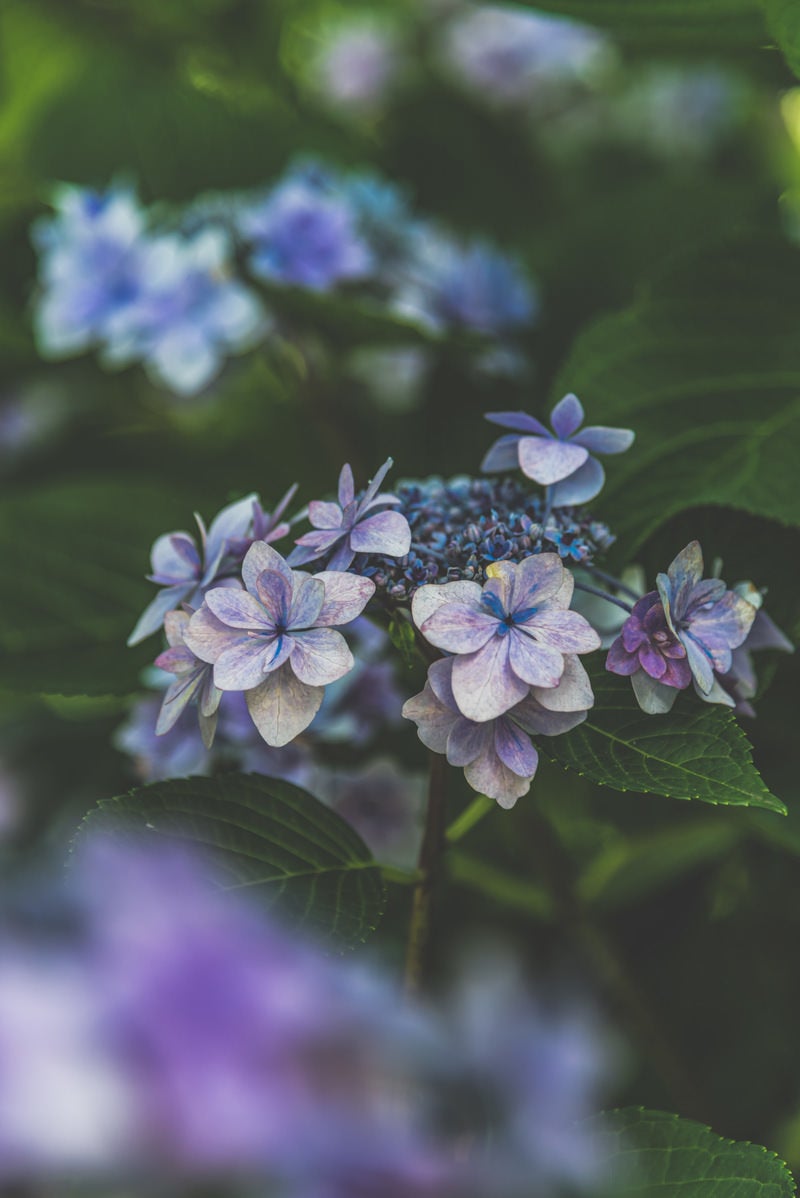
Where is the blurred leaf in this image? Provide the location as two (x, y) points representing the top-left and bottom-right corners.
(76, 772), (386, 949)
(519, 0), (766, 45)
(763, 1), (800, 79)
(544, 668), (784, 814)
(552, 237), (800, 550)
(593, 1107), (795, 1196)
(0, 476), (194, 695)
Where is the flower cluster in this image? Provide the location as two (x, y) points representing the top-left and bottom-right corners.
(32, 161), (538, 396)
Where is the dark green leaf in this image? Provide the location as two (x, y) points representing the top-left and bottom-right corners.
(763, 0), (800, 79)
(552, 238), (800, 550)
(75, 773), (386, 950)
(544, 668), (784, 813)
(513, 0), (766, 45)
(594, 1107), (795, 1196)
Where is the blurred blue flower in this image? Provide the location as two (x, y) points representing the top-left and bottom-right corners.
(113, 695), (210, 782)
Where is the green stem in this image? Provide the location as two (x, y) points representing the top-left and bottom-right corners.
(446, 794), (494, 843)
(404, 751), (449, 995)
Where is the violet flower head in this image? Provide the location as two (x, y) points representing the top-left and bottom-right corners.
(482, 393), (634, 506)
(153, 610), (222, 749)
(114, 697), (210, 782)
(606, 591), (692, 712)
(713, 581), (794, 717)
(127, 493), (257, 646)
(656, 541), (756, 700)
(288, 459), (412, 571)
(403, 656), (592, 808)
(184, 542), (375, 746)
(412, 555), (600, 723)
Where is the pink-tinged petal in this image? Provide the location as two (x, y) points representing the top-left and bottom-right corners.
(493, 718), (537, 776)
(485, 410), (548, 435)
(606, 637), (639, 676)
(522, 610), (600, 654)
(532, 655), (594, 710)
(631, 669), (680, 715)
(242, 540), (293, 593)
(511, 696), (587, 737)
(349, 509), (412, 556)
(204, 493), (258, 579)
(214, 633), (291, 691)
(314, 572), (375, 626)
(638, 645), (667, 678)
(518, 436), (588, 486)
(286, 575), (325, 630)
(338, 463), (355, 508)
(358, 458), (394, 512)
(254, 569), (293, 626)
(411, 581), (483, 630)
(421, 603), (499, 654)
(288, 528), (345, 564)
(127, 584), (189, 646)
(446, 718), (490, 766)
(549, 457), (605, 506)
(508, 629), (565, 688)
(205, 587), (275, 631)
(154, 645), (197, 675)
(163, 609), (191, 648)
(451, 637), (529, 722)
(510, 552), (567, 611)
(155, 673), (204, 734)
(464, 750), (535, 809)
(481, 434), (522, 473)
(308, 500), (343, 530)
(183, 604), (238, 664)
(246, 663), (324, 747)
(402, 682), (459, 754)
(149, 532), (199, 584)
(572, 425), (634, 455)
(682, 632), (715, 694)
(290, 628), (353, 686)
(549, 393), (584, 439)
(662, 655), (692, 689)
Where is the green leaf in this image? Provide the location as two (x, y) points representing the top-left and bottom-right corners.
(763, 0), (800, 78)
(513, 0), (766, 45)
(74, 773), (386, 950)
(594, 1107), (795, 1196)
(551, 238), (800, 551)
(544, 668), (784, 814)
(0, 476), (195, 696)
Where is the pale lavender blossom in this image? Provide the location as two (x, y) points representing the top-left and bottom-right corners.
(127, 493), (258, 645)
(114, 696), (210, 781)
(154, 610), (222, 748)
(412, 556), (600, 722)
(403, 655), (592, 807)
(184, 542), (375, 746)
(240, 176), (373, 291)
(288, 459), (412, 571)
(483, 394), (634, 506)
(710, 582), (794, 717)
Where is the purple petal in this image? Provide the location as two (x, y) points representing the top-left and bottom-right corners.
(412, 581), (483, 629)
(402, 681), (459, 753)
(631, 670), (680, 715)
(149, 532), (199, 585)
(349, 509), (412, 556)
(203, 495), (258, 582)
(511, 696), (587, 737)
(665, 541), (705, 622)
(481, 434), (522, 473)
(314, 572), (375, 626)
(521, 610), (600, 654)
(518, 436), (589, 486)
(246, 663), (324, 747)
(638, 645), (667, 679)
(155, 672), (204, 734)
(681, 632), (715, 694)
(214, 633), (292, 690)
(338, 463), (355, 508)
(326, 539), (357, 571)
(493, 718), (537, 775)
(549, 456), (605, 507)
(288, 527), (345, 562)
(484, 410), (548, 435)
(606, 637), (639, 676)
(359, 492), (403, 513)
(154, 645), (197, 676)
(308, 500), (343, 531)
(446, 718), (490, 766)
(662, 655), (692, 689)
(286, 575), (325, 630)
(572, 425), (635, 455)
(254, 569), (293, 626)
(464, 750), (534, 809)
(426, 657), (460, 713)
(451, 637), (529, 722)
(358, 458), (394, 512)
(620, 620), (648, 654)
(509, 552), (568, 612)
(746, 610), (793, 654)
(508, 629), (565, 688)
(242, 540), (293, 594)
(205, 587), (274, 631)
(127, 583), (190, 646)
(183, 604), (238, 664)
(290, 627), (353, 686)
(421, 603), (498, 654)
(549, 393), (584, 439)
(687, 591), (756, 664)
(163, 609), (191, 649)
(532, 655), (594, 710)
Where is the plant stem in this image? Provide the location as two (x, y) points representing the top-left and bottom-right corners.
(404, 751), (449, 995)
(446, 794), (494, 843)
(573, 580), (633, 614)
(585, 564), (641, 601)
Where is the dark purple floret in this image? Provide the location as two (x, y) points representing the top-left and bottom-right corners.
(606, 591), (691, 689)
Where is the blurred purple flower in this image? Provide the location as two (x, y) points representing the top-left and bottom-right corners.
(184, 542), (375, 745)
(313, 21), (401, 115)
(412, 556), (600, 722)
(127, 493), (257, 645)
(316, 760), (425, 869)
(114, 695), (210, 782)
(153, 610), (222, 748)
(240, 177), (373, 291)
(483, 393), (634, 506)
(403, 655), (592, 807)
(606, 591), (692, 710)
(288, 459), (412, 571)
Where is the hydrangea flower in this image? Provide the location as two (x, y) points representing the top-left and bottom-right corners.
(711, 582), (793, 717)
(153, 611), (222, 748)
(606, 591), (692, 712)
(403, 655), (592, 807)
(128, 493), (258, 645)
(412, 556), (600, 722)
(288, 459), (412, 571)
(114, 696), (211, 782)
(316, 759), (425, 869)
(240, 175), (373, 291)
(184, 542), (375, 745)
(312, 20), (401, 116)
(483, 394), (635, 507)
